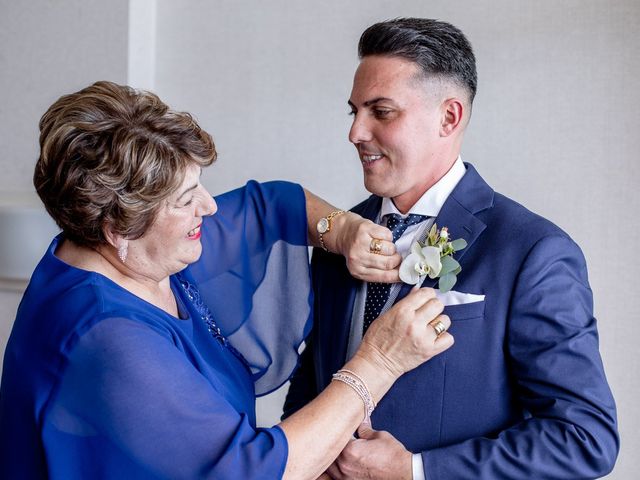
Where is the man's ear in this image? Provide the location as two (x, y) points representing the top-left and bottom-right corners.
(440, 98), (464, 137)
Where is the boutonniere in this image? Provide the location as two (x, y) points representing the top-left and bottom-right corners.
(399, 224), (467, 293)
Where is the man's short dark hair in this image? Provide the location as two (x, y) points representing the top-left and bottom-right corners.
(358, 18), (477, 104)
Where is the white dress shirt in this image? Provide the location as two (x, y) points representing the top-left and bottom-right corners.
(345, 156), (466, 480)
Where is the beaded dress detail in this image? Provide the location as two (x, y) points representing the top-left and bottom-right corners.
(178, 273), (250, 370)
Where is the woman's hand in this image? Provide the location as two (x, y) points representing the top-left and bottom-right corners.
(302, 189), (401, 284)
(331, 212), (402, 283)
(279, 288), (452, 480)
(355, 287), (454, 379)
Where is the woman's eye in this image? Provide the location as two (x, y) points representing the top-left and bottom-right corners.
(182, 198), (193, 207)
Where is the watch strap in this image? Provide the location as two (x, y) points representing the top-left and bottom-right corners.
(318, 210), (345, 252)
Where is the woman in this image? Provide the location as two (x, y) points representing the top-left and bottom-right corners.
(0, 81), (452, 479)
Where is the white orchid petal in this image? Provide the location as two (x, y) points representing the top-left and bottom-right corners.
(422, 246), (442, 278)
(429, 263), (442, 279)
(399, 253), (422, 284)
(421, 245), (439, 260)
(411, 241), (423, 256)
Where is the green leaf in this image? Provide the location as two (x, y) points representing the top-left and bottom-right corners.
(428, 223), (438, 245)
(439, 256), (460, 276)
(452, 266), (462, 275)
(450, 238), (467, 251)
(438, 273), (457, 293)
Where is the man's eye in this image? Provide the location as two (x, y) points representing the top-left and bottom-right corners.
(373, 109), (391, 118)
(348, 110), (356, 116)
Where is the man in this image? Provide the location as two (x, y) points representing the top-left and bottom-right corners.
(284, 18), (619, 479)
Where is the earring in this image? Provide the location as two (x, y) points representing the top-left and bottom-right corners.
(117, 243), (128, 263)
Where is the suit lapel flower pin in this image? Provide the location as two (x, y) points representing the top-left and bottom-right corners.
(399, 224), (467, 293)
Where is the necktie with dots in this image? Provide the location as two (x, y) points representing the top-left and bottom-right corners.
(362, 213), (428, 334)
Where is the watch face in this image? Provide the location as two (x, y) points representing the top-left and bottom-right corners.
(317, 218), (329, 234)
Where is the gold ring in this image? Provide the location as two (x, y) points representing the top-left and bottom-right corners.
(369, 238), (383, 254)
(430, 320), (446, 336)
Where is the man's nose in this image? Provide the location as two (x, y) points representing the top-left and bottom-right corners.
(348, 114), (373, 145)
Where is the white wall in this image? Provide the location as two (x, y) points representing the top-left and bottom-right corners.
(0, 0), (129, 377)
(1, 1), (638, 477)
(0, 0), (129, 193)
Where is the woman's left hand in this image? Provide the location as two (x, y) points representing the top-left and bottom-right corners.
(332, 212), (402, 283)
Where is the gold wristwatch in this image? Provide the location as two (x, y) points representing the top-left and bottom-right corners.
(316, 210), (345, 252)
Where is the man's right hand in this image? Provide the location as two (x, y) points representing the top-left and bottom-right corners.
(326, 422), (413, 480)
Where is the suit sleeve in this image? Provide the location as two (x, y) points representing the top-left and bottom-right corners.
(421, 234), (619, 479)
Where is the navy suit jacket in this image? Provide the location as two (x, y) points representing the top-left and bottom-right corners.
(284, 164), (619, 479)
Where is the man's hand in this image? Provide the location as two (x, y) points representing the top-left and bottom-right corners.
(326, 423), (413, 479)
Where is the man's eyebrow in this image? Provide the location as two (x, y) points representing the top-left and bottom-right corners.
(347, 97), (394, 109)
(364, 97), (393, 106)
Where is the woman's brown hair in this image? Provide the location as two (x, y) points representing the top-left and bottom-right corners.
(34, 81), (216, 248)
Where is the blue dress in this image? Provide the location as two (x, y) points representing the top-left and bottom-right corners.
(0, 181), (313, 479)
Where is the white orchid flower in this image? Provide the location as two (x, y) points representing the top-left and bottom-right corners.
(399, 242), (443, 284)
(421, 245), (442, 278)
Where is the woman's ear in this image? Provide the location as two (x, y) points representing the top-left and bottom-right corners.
(103, 225), (129, 263)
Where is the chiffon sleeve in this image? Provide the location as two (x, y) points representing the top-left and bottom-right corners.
(45, 317), (288, 479)
(187, 180), (313, 395)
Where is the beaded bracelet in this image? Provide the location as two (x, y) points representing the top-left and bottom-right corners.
(332, 369), (376, 422)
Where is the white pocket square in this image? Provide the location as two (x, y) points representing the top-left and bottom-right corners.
(434, 289), (485, 306)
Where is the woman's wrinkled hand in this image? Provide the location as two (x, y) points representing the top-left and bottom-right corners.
(331, 212), (402, 283)
(356, 287), (454, 379)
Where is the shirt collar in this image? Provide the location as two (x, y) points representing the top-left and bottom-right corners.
(380, 156), (466, 218)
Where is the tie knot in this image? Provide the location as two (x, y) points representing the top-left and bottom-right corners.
(384, 214), (428, 242)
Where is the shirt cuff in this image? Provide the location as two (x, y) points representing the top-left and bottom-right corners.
(412, 453), (426, 480)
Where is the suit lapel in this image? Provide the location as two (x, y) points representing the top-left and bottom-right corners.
(397, 163), (493, 298)
(356, 194), (383, 222)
